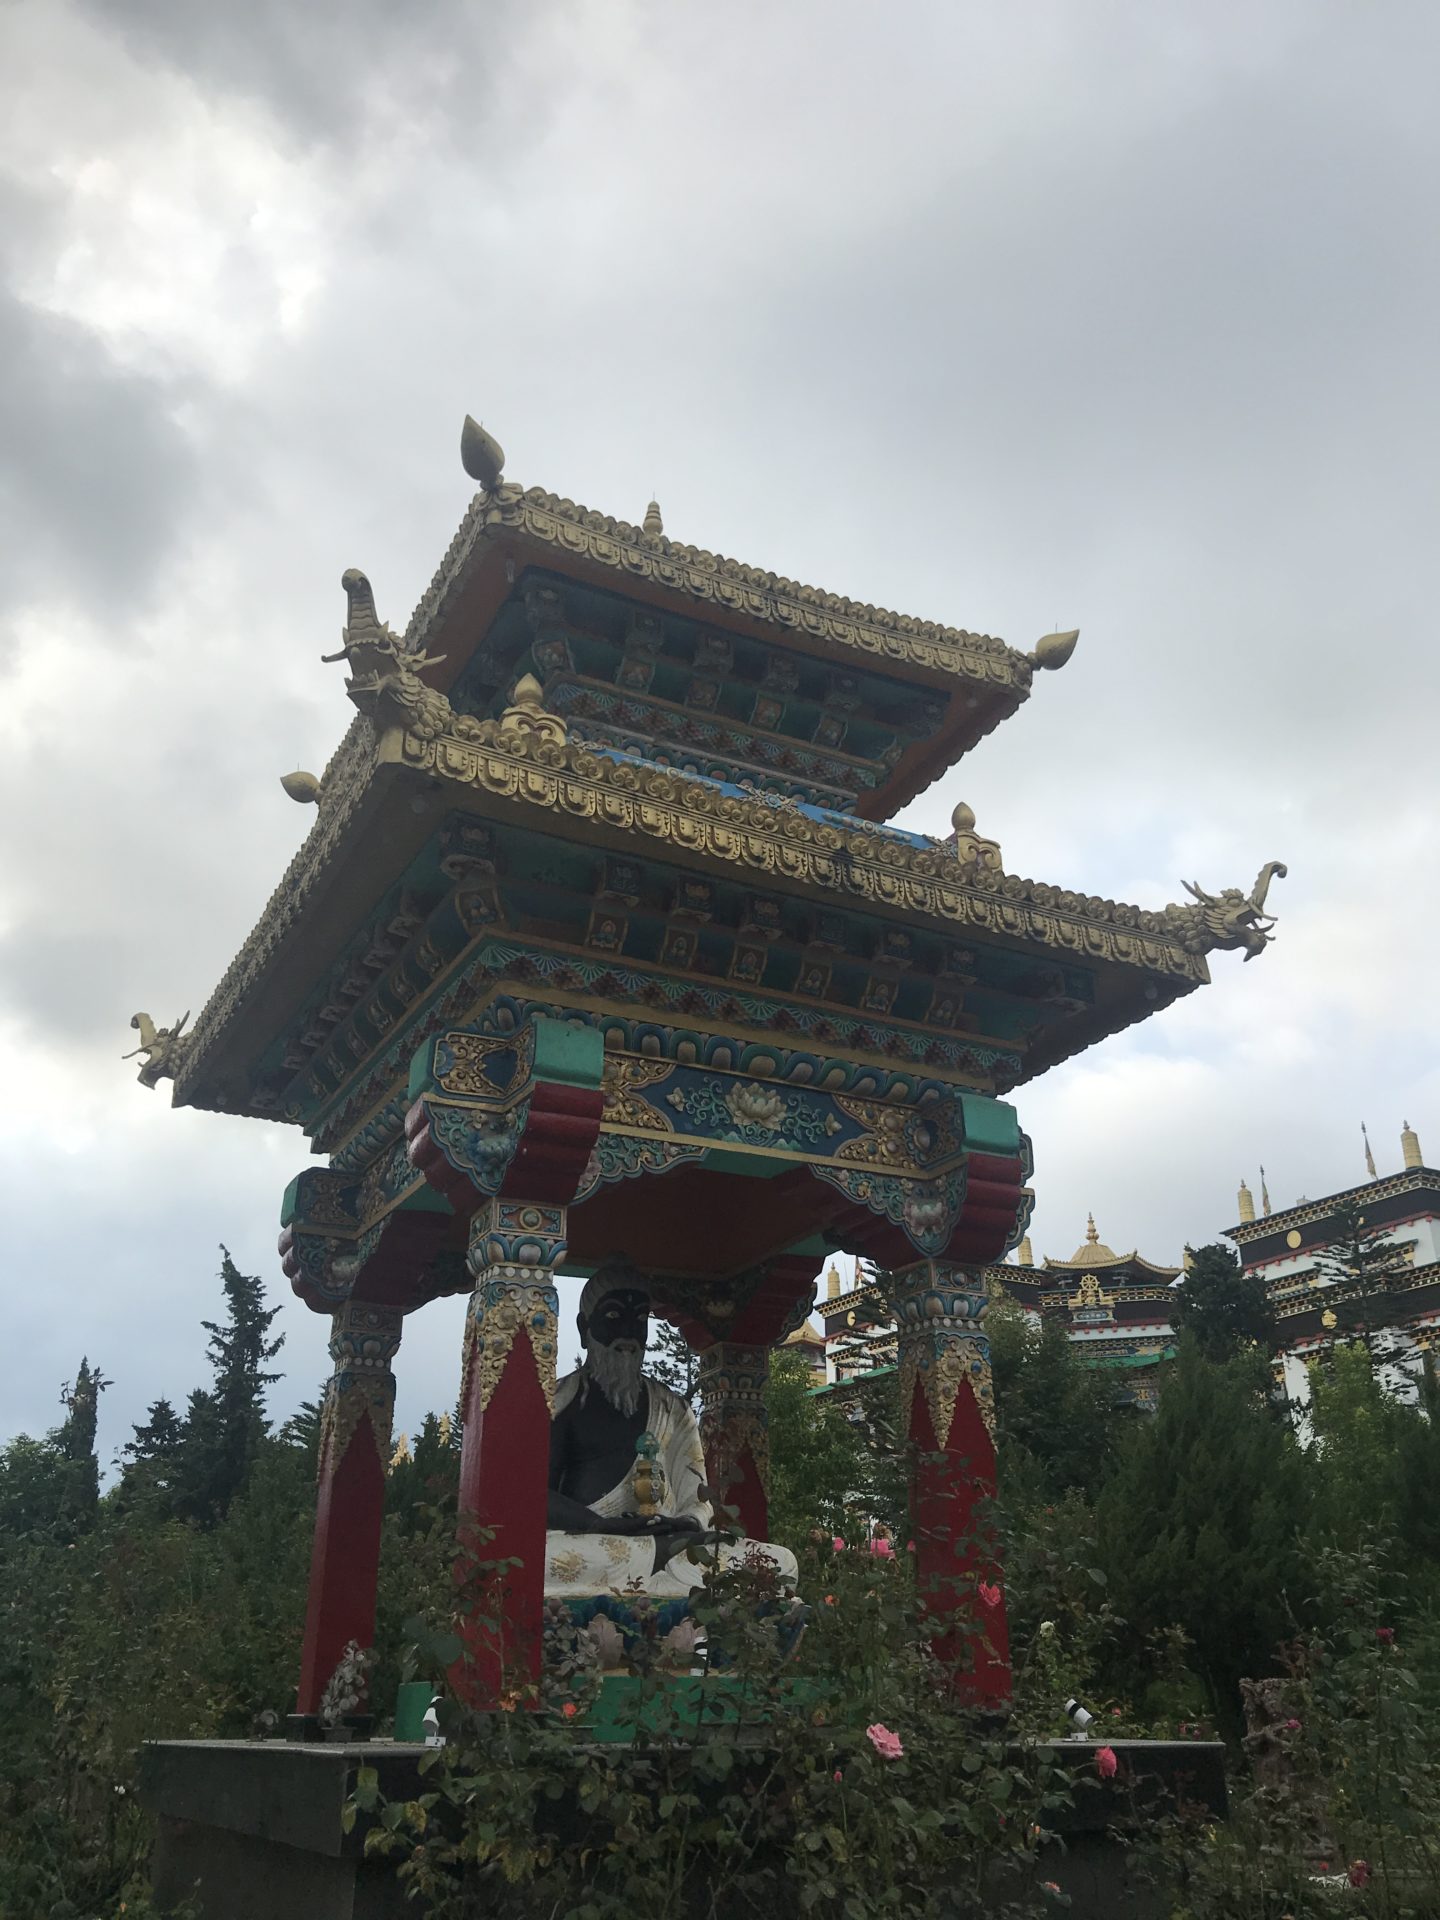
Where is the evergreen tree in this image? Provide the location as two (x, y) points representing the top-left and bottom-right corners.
(1096, 1337), (1308, 1716)
(56, 1358), (109, 1524)
(1171, 1242), (1274, 1361)
(989, 1303), (1122, 1501)
(1313, 1200), (1408, 1375)
(196, 1247), (284, 1521)
(647, 1321), (700, 1404)
(120, 1397), (185, 1505)
(388, 1410), (461, 1534)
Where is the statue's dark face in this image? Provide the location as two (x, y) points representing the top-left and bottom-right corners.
(582, 1287), (650, 1353)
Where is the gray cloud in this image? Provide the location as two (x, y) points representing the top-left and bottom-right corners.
(0, 282), (200, 626)
(2, 0), (1438, 1460)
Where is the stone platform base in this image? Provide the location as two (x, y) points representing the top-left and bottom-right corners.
(140, 1734), (1227, 1919)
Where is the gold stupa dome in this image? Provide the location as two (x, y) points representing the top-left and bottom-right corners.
(1068, 1213), (1118, 1267)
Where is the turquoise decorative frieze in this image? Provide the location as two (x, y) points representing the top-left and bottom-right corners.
(810, 1163), (968, 1256)
(311, 934), (1024, 1158)
(424, 1095), (533, 1197)
(574, 1134), (706, 1203)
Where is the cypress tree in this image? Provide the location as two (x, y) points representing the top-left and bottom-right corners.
(1096, 1337), (1307, 1715)
(56, 1357), (108, 1523)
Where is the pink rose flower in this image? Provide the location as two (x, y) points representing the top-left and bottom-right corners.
(870, 1537), (895, 1557)
(1376, 1626), (1395, 1644)
(865, 1722), (904, 1760)
(1348, 1860), (1371, 1888)
(1095, 1745), (1118, 1780)
(1284, 1717), (1301, 1731)
(833, 1768), (843, 1783)
(978, 1580), (1002, 1609)
(832, 1537), (846, 1551)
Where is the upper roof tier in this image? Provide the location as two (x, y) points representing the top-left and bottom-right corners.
(133, 429), (1284, 1128)
(393, 470), (1078, 819)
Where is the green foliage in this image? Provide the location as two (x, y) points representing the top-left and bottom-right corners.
(1171, 1241), (1274, 1361)
(988, 1303), (1122, 1503)
(1096, 1337), (1310, 1714)
(1313, 1201), (1409, 1367)
(358, 1541), (1080, 1918)
(646, 1320), (701, 1404)
(763, 1349), (904, 1547)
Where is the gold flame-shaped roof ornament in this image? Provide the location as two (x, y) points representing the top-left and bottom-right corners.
(643, 499), (664, 536)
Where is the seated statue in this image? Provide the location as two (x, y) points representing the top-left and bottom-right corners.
(546, 1269), (797, 1599)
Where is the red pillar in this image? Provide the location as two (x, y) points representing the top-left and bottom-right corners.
(452, 1199), (565, 1707)
(295, 1302), (403, 1722)
(891, 1262), (1010, 1704)
(697, 1342), (771, 1539)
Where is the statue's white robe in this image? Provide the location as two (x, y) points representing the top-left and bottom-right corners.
(545, 1370), (797, 1598)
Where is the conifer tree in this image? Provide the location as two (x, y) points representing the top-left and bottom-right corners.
(1171, 1242), (1274, 1362)
(120, 1396), (185, 1504)
(169, 1251), (285, 1525)
(1096, 1337), (1308, 1714)
(56, 1357), (109, 1523)
(1313, 1200), (1407, 1375)
(647, 1322), (701, 1404)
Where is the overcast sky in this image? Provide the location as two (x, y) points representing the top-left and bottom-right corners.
(3, 1), (1437, 1462)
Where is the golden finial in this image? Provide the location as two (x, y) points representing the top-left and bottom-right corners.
(460, 415), (505, 490)
(1362, 1122), (1378, 1179)
(1016, 1235), (1034, 1267)
(1260, 1166), (1271, 1216)
(1182, 1246), (1195, 1272)
(945, 801), (1002, 872)
(1321, 1309), (1338, 1331)
(280, 770), (322, 805)
(1085, 1213), (1099, 1245)
(1401, 1121), (1423, 1170)
(1028, 628), (1080, 671)
(437, 1412), (452, 1446)
(826, 1261), (841, 1300)
(1237, 1178), (1256, 1223)
(390, 1432), (411, 1469)
(499, 673), (568, 745)
(643, 499), (664, 536)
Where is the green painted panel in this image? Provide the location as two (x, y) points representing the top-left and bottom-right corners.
(959, 1091), (1020, 1157)
(532, 1016), (604, 1090)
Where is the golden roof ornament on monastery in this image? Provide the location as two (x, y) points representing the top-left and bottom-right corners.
(460, 415), (505, 492)
(122, 1010), (191, 1089)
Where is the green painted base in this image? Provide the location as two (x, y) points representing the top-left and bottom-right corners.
(574, 1672), (824, 1744)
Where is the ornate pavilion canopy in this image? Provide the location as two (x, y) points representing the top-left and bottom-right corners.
(131, 421), (1284, 1719)
(165, 467), (1274, 1146)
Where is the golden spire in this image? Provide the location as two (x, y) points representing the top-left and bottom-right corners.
(1260, 1166), (1271, 1216)
(1085, 1213), (1099, 1245)
(643, 499), (664, 536)
(1237, 1178), (1256, 1223)
(1362, 1122), (1378, 1179)
(826, 1261), (841, 1300)
(1182, 1246), (1194, 1272)
(1401, 1121), (1423, 1170)
(1016, 1235), (1034, 1267)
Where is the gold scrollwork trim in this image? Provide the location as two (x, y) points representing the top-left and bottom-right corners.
(386, 724), (1210, 983)
(317, 1375), (395, 1482)
(900, 1334), (995, 1450)
(461, 1281), (560, 1419)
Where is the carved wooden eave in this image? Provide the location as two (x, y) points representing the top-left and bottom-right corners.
(173, 707), (1216, 1125)
(397, 482), (1043, 820)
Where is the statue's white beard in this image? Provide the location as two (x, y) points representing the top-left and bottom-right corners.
(584, 1339), (645, 1419)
